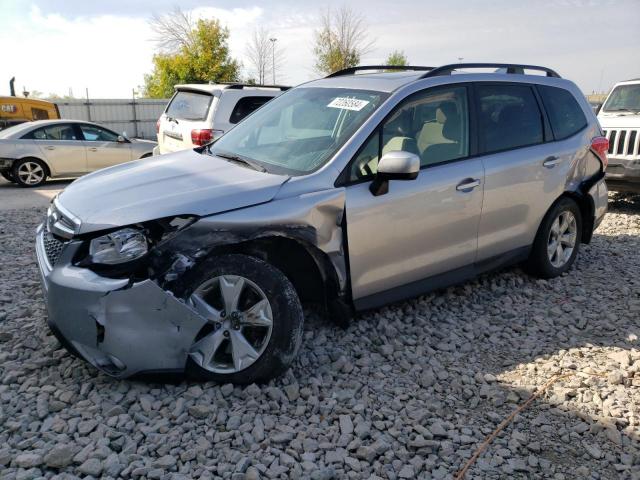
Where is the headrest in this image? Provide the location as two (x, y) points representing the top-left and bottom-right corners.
(436, 101), (458, 124)
(441, 106), (461, 141)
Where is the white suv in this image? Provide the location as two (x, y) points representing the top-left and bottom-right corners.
(155, 83), (289, 155)
(597, 78), (640, 192)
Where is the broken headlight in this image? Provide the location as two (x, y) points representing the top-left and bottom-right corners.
(89, 228), (148, 265)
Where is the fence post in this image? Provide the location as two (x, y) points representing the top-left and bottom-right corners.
(85, 88), (91, 122)
(131, 89), (139, 138)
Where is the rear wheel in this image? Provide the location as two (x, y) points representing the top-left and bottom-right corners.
(525, 197), (582, 278)
(182, 254), (304, 384)
(12, 158), (47, 187)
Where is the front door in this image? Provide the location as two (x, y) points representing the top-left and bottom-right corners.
(78, 123), (132, 171)
(343, 85), (484, 304)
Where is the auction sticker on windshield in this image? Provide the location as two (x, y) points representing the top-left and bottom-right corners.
(327, 97), (370, 111)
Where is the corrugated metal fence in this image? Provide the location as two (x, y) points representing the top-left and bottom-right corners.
(55, 98), (170, 139)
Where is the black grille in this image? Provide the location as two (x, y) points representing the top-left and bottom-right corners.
(43, 233), (66, 266)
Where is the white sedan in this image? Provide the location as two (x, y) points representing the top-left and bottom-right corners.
(0, 120), (156, 187)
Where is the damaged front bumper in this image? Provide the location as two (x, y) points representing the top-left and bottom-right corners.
(35, 224), (207, 378)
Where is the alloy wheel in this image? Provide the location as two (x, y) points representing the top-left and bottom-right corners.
(547, 210), (577, 268)
(17, 161), (45, 185)
(188, 275), (273, 374)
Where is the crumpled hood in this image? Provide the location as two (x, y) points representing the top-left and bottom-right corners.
(58, 149), (289, 234)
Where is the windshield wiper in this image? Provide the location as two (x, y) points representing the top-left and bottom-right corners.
(213, 151), (267, 172)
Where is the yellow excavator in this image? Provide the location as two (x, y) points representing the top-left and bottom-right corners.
(0, 77), (60, 130)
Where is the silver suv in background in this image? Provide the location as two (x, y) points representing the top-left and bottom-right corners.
(36, 63), (608, 384)
(597, 78), (640, 192)
(155, 83), (289, 155)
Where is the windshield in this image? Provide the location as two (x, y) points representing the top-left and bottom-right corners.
(165, 90), (213, 121)
(208, 87), (388, 174)
(603, 84), (640, 112)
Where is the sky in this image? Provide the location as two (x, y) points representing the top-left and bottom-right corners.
(0, 0), (639, 98)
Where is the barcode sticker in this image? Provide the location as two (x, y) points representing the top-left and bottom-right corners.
(327, 97), (370, 111)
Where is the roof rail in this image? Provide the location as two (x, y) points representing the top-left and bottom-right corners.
(218, 82), (291, 91)
(326, 65), (434, 78)
(419, 63), (560, 79)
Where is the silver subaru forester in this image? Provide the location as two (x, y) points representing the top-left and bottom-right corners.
(36, 63), (609, 384)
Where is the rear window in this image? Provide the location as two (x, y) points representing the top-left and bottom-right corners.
(477, 84), (544, 153)
(538, 85), (587, 140)
(229, 96), (272, 124)
(166, 91), (212, 121)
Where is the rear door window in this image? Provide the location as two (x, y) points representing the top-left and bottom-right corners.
(538, 85), (587, 140)
(229, 96), (273, 124)
(476, 84), (544, 154)
(165, 91), (212, 121)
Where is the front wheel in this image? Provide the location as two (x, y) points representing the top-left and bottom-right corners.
(525, 197), (582, 278)
(182, 254), (304, 384)
(12, 158), (48, 187)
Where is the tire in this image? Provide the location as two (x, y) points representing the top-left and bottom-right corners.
(12, 158), (48, 187)
(181, 254), (304, 384)
(525, 197), (582, 279)
(1, 171), (15, 183)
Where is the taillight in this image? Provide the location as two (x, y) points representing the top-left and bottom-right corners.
(591, 136), (609, 169)
(191, 129), (213, 146)
(156, 118), (161, 134)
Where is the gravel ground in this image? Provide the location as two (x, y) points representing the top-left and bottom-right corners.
(0, 193), (639, 480)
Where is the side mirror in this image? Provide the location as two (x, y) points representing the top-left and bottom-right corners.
(117, 135), (127, 143)
(594, 103), (602, 115)
(370, 150), (420, 196)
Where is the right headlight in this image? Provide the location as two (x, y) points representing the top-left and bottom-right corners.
(89, 228), (148, 265)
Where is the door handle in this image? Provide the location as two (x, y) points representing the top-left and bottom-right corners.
(88, 147), (98, 152)
(543, 156), (560, 168)
(45, 146), (55, 150)
(456, 178), (481, 192)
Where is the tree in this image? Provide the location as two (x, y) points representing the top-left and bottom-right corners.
(386, 50), (409, 66)
(143, 9), (240, 98)
(312, 6), (374, 75)
(245, 27), (284, 84)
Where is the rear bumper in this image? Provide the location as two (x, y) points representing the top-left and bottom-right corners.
(36, 225), (206, 378)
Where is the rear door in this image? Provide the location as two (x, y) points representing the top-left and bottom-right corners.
(158, 90), (215, 154)
(78, 123), (133, 171)
(26, 123), (87, 175)
(474, 83), (567, 260)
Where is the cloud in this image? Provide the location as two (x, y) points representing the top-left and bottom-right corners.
(0, 1), (638, 97)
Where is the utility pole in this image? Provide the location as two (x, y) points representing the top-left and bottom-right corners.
(269, 37), (277, 85)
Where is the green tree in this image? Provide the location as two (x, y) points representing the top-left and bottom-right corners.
(143, 16), (240, 98)
(312, 6), (374, 75)
(386, 50), (408, 66)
